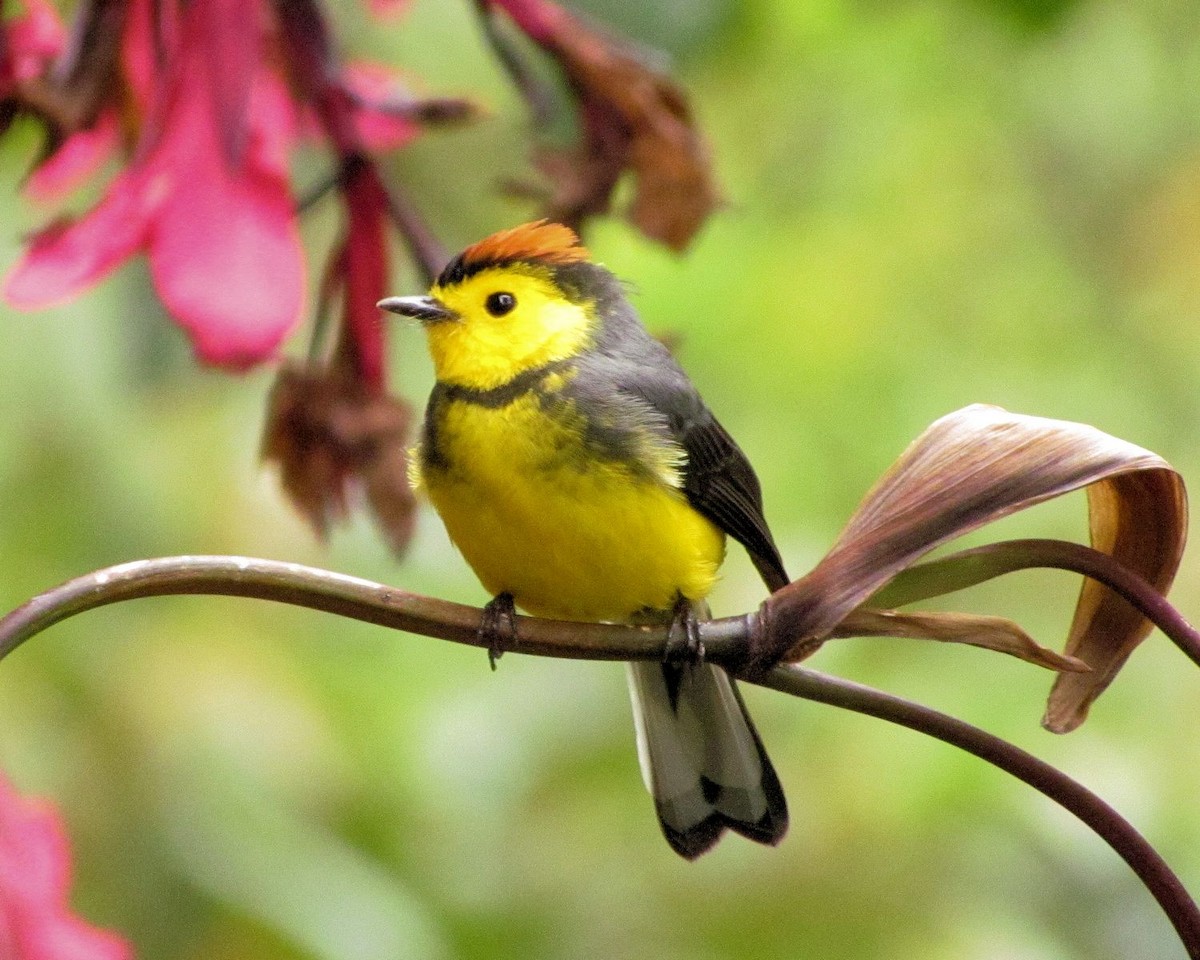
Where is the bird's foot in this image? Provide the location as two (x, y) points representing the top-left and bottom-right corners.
(480, 592), (518, 671)
(663, 596), (705, 664)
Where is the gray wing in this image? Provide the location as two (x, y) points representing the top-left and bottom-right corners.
(574, 326), (789, 593)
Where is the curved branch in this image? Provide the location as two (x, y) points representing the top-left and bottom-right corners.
(764, 665), (1200, 956)
(0, 553), (1197, 956)
(0, 555), (750, 664)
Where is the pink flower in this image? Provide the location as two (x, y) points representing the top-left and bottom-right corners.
(338, 63), (423, 154)
(0, 0), (65, 92)
(2, 0), (475, 370)
(0, 773), (132, 960)
(364, 0), (412, 18)
(23, 112), (120, 203)
(5, 0), (305, 368)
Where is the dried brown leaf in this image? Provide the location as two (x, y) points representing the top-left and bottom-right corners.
(1045, 467), (1187, 731)
(484, 0), (719, 249)
(761, 405), (1187, 710)
(828, 608), (1089, 673)
(360, 422), (418, 557)
(261, 364), (416, 557)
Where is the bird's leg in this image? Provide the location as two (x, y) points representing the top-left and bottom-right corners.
(663, 595), (705, 664)
(479, 592), (518, 670)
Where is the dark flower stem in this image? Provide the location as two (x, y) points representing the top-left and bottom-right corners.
(761, 665), (1200, 956)
(382, 185), (449, 286)
(0, 552), (1197, 954)
(473, 0), (560, 129)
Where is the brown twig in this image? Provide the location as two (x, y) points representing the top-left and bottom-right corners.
(0, 555), (684, 663)
(0, 551), (1198, 955)
(762, 665), (1200, 957)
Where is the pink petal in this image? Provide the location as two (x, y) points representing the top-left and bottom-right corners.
(5, 0), (66, 83)
(147, 80), (302, 367)
(365, 0), (413, 17)
(13, 914), (132, 960)
(142, 0), (302, 367)
(0, 778), (132, 960)
(343, 165), (389, 386)
(342, 63), (420, 152)
(4, 170), (154, 309)
(119, 0), (163, 121)
(0, 791), (66, 898)
(247, 70), (298, 178)
(191, 0), (262, 164)
(24, 111), (121, 202)
(150, 168), (303, 367)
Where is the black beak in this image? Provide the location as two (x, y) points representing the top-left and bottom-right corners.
(377, 295), (459, 324)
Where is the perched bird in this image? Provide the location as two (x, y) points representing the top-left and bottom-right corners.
(379, 221), (788, 858)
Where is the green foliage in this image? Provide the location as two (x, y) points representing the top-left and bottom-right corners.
(3, 0), (1200, 957)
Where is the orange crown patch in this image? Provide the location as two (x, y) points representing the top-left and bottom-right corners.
(460, 220), (590, 269)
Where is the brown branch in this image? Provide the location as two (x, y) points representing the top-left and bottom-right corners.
(0, 552), (1198, 956)
(762, 665), (1200, 957)
(0, 555), (717, 663)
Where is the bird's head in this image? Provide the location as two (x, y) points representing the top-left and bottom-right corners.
(379, 221), (606, 389)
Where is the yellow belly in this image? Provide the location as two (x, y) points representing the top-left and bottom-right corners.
(421, 394), (725, 621)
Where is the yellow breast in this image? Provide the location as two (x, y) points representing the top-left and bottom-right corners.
(419, 392), (725, 622)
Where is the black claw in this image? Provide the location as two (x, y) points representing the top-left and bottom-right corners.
(663, 596), (704, 664)
(480, 592), (518, 670)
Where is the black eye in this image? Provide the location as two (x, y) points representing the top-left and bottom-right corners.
(485, 291), (516, 316)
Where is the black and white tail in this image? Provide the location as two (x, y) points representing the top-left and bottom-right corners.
(625, 658), (788, 859)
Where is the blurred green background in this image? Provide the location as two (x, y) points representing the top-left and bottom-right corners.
(3, 0), (1200, 957)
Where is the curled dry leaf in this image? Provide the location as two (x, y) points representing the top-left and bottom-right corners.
(760, 404), (1186, 729)
(480, 0), (718, 249)
(261, 364), (416, 557)
(1046, 465), (1187, 730)
(829, 608), (1090, 674)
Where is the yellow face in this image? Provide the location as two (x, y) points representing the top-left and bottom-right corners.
(425, 264), (595, 389)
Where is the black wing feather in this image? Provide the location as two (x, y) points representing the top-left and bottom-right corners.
(676, 413), (790, 593)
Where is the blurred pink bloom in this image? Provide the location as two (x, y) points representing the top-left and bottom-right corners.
(2, 0), (473, 371)
(0, 0), (65, 91)
(339, 63), (423, 153)
(364, 0), (412, 18)
(0, 774), (132, 960)
(23, 112), (120, 203)
(5, 0), (304, 368)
